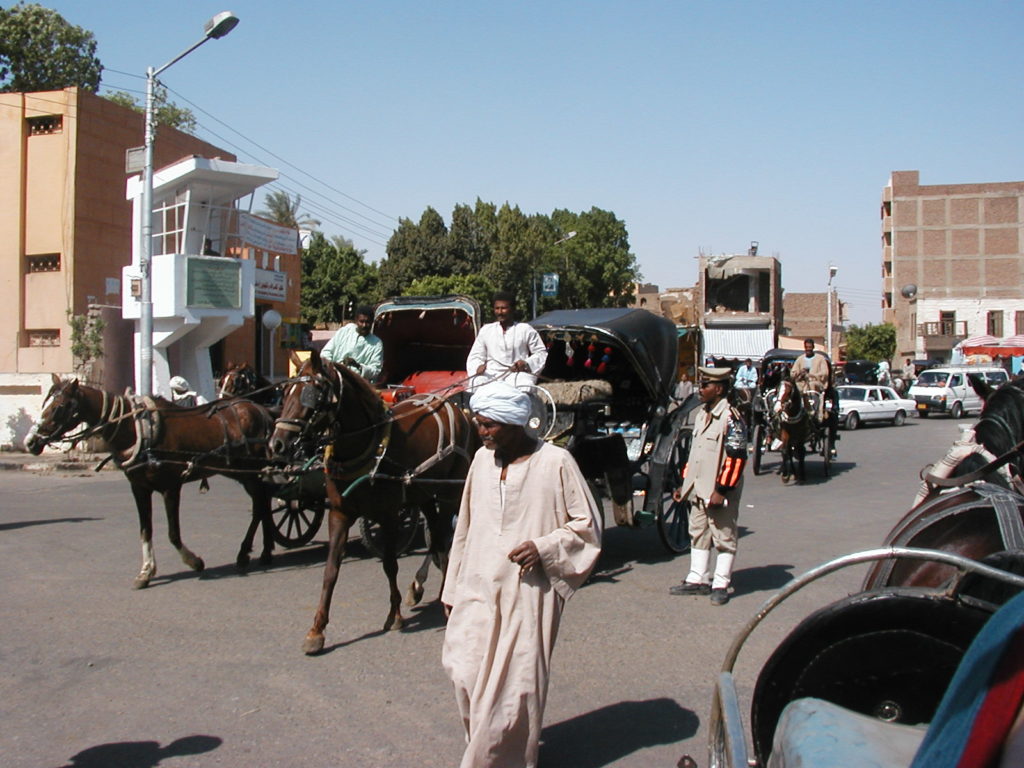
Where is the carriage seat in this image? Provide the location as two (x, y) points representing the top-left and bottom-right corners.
(767, 697), (926, 768)
(542, 379), (613, 406)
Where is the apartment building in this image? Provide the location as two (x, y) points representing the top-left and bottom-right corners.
(0, 88), (300, 448)
(882, 170), (1024, 363)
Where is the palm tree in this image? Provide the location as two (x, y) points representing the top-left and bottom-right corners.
(258, 190), (320, 230)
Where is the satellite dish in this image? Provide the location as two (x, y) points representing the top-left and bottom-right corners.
(900, 284), (918, 300)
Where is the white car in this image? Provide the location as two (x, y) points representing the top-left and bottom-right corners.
(837, 385), (916, 430)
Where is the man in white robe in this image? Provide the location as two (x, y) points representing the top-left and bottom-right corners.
(442, 381), (602, 768)
(466, 292), (548, 390)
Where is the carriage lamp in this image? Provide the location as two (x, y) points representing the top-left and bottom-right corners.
(138, 11), (240, 396)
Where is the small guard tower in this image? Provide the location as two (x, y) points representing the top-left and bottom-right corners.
(122, 156), (281, 400)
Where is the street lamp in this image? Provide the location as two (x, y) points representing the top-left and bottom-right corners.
(138, 11), (239, 396)
(532, 231), (577, 319)
(826, 264), (838, 358)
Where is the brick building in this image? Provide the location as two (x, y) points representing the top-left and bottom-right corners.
(782, 292), (845, 352)
(882, 170), (1024, 363)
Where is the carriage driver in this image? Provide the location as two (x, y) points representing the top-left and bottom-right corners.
(790, 339), (829, 420)
(668, 366), (747, 606)
(169, 376), (207, 407)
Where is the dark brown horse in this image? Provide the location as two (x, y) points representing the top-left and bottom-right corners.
(864, 376), (1024, 591)
(26, 374), (277, 588)
(268, 350), (478, 654)
(217, 361), (281, 407)
(773, 378), (809, 483)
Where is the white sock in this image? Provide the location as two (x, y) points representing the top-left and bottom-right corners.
(686, 548), (711, 584)
(712, 552), (735, 590)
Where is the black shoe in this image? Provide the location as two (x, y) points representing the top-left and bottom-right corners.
(669, 582), (711, 596)
(710, 588), (730, 606)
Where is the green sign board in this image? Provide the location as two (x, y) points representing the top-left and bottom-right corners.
(186, 257), (241, 309)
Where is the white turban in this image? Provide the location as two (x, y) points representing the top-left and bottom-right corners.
(470, 381), (532, 426)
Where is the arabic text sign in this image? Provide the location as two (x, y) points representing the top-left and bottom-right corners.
(239, 213), (298, 255)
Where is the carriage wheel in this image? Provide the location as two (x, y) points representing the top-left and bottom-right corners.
(752, 424), (765, 476)
(270, 498), (325, 548)
(656, 443), (690, 554)
(358, 506), (423, 558)
(750, 591), (991, 765)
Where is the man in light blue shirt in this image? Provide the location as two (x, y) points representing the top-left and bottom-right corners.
(320, 305), (383, 382)
(734, 359), (758, 391)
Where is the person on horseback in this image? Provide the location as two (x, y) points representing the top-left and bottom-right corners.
(668, 366), (748, 606)
(321, 305), (384, 382)
(466, 291), (547, 390)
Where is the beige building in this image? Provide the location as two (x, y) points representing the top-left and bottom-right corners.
(0, 88), (301, 448)
(882, 170), (1024, 363)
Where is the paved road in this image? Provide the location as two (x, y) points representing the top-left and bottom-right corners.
(1, 414), (965, 767)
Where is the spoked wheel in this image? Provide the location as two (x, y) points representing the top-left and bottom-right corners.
(656, 442), (690, 554)
(752, 423), (765, 476)
(358, 506), (423, 558)
(270, 498), (325, 548)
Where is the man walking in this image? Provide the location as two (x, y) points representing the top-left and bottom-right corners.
(442, 381), (602, 768)
(668, 367), (747, 606)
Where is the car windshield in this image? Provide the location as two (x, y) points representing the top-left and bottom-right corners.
(838, 387), (866, 401)
(916, 371), (948, 387)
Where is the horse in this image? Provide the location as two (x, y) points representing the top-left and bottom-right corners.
(864, 376), (1024, 592)
(773, 377), (810, 484)
(268, 350), (479, 654)
(26, 374), (277, 589)
(218, 361), (281, 407)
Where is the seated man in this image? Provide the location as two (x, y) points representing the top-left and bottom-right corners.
(169, 376), (207, 407)
(789, 339), (829, 421)
(321, 305), (383, 383)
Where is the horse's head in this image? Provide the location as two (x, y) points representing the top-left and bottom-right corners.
(25, 374), (84, 455)
(269, 350), (342, 460)
(973, 377), (1024, 468)
(218, 361), (258, 398)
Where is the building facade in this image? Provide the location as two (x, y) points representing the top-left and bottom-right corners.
(882, 170), (1024, 363)
(0, 88), (300, 448)
(782, 292), (845, 354)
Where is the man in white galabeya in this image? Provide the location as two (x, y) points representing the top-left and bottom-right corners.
(466, 291), (547, 390)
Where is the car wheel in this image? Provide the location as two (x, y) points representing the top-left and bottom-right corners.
(950, 402), (963, 419)
(846, 411), (860, 431)
(893, 410), (906, 426)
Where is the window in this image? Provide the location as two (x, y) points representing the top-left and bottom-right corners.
(987, 310), (1004, 337)
(1016, 311), (1024, 335)
(940, 310), (956, 336)
(26, 329), (59, 347)
(26, 253), (60, 273)
(882, 389), (896, 400)
(27, 115), (62, 135)
(950, 374), (963, 387)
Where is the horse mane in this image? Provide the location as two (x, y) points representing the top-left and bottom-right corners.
(972, 378), (1024, 473)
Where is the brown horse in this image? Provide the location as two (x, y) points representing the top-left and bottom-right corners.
(773, 378), (809, 484)
(26, 374), (277, 588)
(864, 376), (1024, 591)
(217, 361), (281, 407)
(268, 350), (478, 654)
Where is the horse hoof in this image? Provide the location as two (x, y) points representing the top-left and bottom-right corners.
(132, 576), (150, 590)
(384, 615), (404, 632)
(259, 551), (273, 567)
(193, 557), (205, 572)
(302, 634), (325, 655)
(236, 553), (251, 570)
(405, 581), (424, 607)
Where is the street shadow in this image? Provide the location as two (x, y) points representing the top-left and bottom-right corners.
(0, 516), (100, 531)
(731, 563), (796, 597)
(57, 734), (221, 768)
(540, 697), (697, 768)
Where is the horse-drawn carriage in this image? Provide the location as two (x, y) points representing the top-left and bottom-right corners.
(707, 374), (1024, 767)
(750, 348), (838, 481)
(529, 308), (696, 553)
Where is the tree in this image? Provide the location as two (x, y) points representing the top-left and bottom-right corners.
(845, 323), (897, 362)
(0, 3), (102, 93)
(300, 233), (377, 325)
(404, 274), (494, 311)
(258, 190), (321, 230)
(378, 207), (449, 296)
(103, 87), (197, 134)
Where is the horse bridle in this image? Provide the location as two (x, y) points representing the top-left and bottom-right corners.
(274, 371), (342, 445)
(30, 383), (84, 446)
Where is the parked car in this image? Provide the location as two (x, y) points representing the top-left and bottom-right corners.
(836, 385), (917, 430)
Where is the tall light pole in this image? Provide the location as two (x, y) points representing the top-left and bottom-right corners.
(826, 264), (838, 358)
(532, 231), (577, 319)
(138, 11), (239, 396)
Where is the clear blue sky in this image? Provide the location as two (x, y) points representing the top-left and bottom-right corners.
(44, 0), (1024, 325)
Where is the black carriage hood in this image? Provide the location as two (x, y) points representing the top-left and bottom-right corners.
(531, 308), (678, 401)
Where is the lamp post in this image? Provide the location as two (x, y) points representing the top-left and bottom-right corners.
(826, 264), (838, 358)
(138, 11), (239, 396)
(532, 231), (577, 319)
